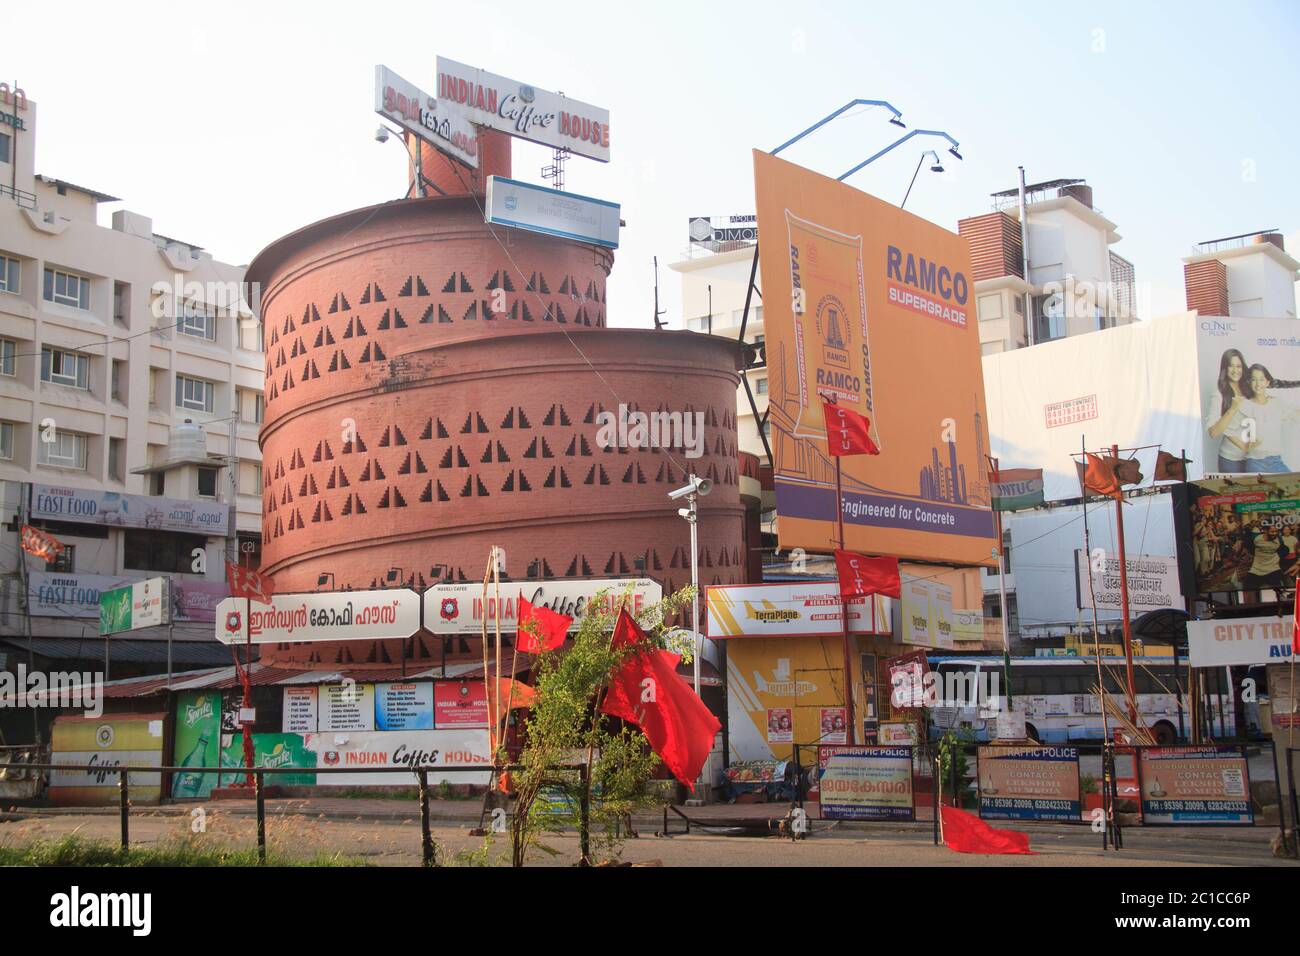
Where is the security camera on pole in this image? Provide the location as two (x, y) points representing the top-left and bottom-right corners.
(671, 474), (713, 792)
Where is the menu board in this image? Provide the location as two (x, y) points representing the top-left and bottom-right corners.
(319, 683), (376, 732)
(376, 682), (434, 731)
(282, 687), (319, 734)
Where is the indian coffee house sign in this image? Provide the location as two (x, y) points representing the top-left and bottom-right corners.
(435, 56), (611, 162)
(374, 64), (479, 168)
(425, 578), (661, 635)
(31, 483), (230, 536)
(485, 175), (620, 248)
(215, 589), (422, 645)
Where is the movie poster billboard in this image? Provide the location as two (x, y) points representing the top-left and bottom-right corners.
(1138, 746), (1253, 825)
(1186, 474), (1300, 594)
(977, 746), (1082, 821)
(1194, 318), (1300, 478)
(753, 150), (996, 566)
(817, 745), (913, 820)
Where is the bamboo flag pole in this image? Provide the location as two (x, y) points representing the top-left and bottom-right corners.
(480, 555), (494, 756)
(1080, 435), (1113, 748)
(493, 548), (503, 755)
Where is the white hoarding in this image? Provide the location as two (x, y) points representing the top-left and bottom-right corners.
(303, 729), (492, 786)
(982, 313), (1203, 503)
(705, 582), (891, 638)
(374, 64), (479, 168)
(1075, 551), (1184, 613)
(425, 578), (660, 635)
(435, 56), (610, 162)
(130, 577), (168, 628)
(215, 589), (422, 644)
(486, 175), (619, 249)
(31, 483), (230, 535)
(1187, 616), (1295, 667)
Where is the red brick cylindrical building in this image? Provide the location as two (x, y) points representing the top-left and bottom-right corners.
(246, 194), (749, 634)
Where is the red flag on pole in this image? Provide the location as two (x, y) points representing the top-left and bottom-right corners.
(20, 524), (65, 562)
(941, 805), (1034, 854)
(1153, 451), (1190, 483)
(516, 594), (571, 654)
(821, 398), (880, 456)
(225, 561), (275, 605)
(834, 549), (901, 599)
(600, 609), (721, 791)
(1080, 453), (1123, 500)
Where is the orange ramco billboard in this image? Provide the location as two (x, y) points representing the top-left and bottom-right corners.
(753, 150), (996, 565)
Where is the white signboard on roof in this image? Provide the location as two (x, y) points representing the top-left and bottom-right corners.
(374, 64), (479, 168)
(435, 56), (610, 162)
(485, 176), (619, 248)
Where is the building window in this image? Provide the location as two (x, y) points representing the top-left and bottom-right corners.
(240, 462), (262, 496)
(38, 431), (88, 470)
(762, 420), (772, 440)
(111, 359), (126, 401)
(108, 438), (125, 482)
(0, 421), (13, 459)
(0, 132), (10, 165)
(175, 375), (214, 412)
(179, 303), (216, 340)
(0, 338), (14, 375)
(756, 376), (768, 395)
(239, 390), (264, 424)
(0, 255), (19, 294)
(113, 281), (129, 326)
(41, 347), (90, 389)
(43, 268), (92, 310)
(197, 466), (219, 498)
(150, 472), (165, 496)
(47, 544), (75, 573)
(123, 529), (208, 574)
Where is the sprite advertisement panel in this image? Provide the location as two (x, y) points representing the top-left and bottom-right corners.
(220, 734), (317, 787)
(172, 692), (221, 799)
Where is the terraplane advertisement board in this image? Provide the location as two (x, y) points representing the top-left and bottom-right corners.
(705, 581), (891, 639)
(753, 150), (996, 565)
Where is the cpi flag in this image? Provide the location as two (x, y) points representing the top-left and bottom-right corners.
(225, 561), (275, 605)
(834, 549), (901, 599)
(600, 609), (720, 790)
(516, 594), (572, 653)
(822, 398), (880, 456)
(20, 524), (65, 562)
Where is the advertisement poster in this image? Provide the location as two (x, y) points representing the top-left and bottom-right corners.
(1195, 318), (1300, 478)
(31, 483), (230, 535)
(754, 150), (996, 566)
(1266, 663), (1299, 729)
(706, 582), (890, 639)
(425, 578), (660, 635)
(767, 708), (794, 743)
(219, 734), (318, 788)
(887, 650), (930, 711)
(49, 715), (165, 806)
(217, 589), (422, 644)
(303, 729), (492, 786)
(28, 572), (224, 621)
(376, 682), (434, 731)
(1187, 474), (1300, 594)
(899, 573), (955, 650)
(282, 687), (319, 734)
(100, 577), (169, 634)
(319, 683), (376, 731)
(819, 707), (847, 745)
(879, 721), (919, 746)
(977, 746), (1082, 821)
(172, 692), (222, 799)
(1138, 746), (1253, 825)
(817, 746), (914, 820)
(1075, 551), (1184, 613)
(434, 681), (488, 728)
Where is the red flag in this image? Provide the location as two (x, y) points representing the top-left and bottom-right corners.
(1109, 456), (1144, 486)
(941, 805), (1034, 855)
(20, 524), (64, 562)
(1154, 451), (1190, 483)
(491, 677), (536, 724)
(1080, 453), (1123, 499)
(600, 609), (721, 791)
(822, 399), (880, 456)
(834, 549), (901, 599)
(225, 561), (275, 605)
(516, 594), (572, 653)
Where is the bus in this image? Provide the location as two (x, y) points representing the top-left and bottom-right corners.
(923, 656), (1238, 745)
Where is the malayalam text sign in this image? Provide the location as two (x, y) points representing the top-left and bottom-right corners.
(216, 589), (422, 644)
(375, 64), (479, 168)
(486, 175), (619, 248)
(817, 745), (913, 821)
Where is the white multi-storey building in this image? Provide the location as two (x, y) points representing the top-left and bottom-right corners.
(0, 87), (262, 658)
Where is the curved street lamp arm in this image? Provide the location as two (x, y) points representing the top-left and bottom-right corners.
(771, 99), (905, 156)
(836, 129), (961, 182)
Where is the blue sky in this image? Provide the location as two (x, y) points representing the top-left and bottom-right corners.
(10, 0), (1299, 322)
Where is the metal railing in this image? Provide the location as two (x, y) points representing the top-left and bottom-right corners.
(0, 183), (37, 209)
(0, 762), (594, 866)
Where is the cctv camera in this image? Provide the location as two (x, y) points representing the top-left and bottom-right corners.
(375, 126), (390, 143)
(668, 475), (713, 500)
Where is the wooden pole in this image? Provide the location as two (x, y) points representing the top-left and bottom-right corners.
(1111, 443), (1139, 723)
